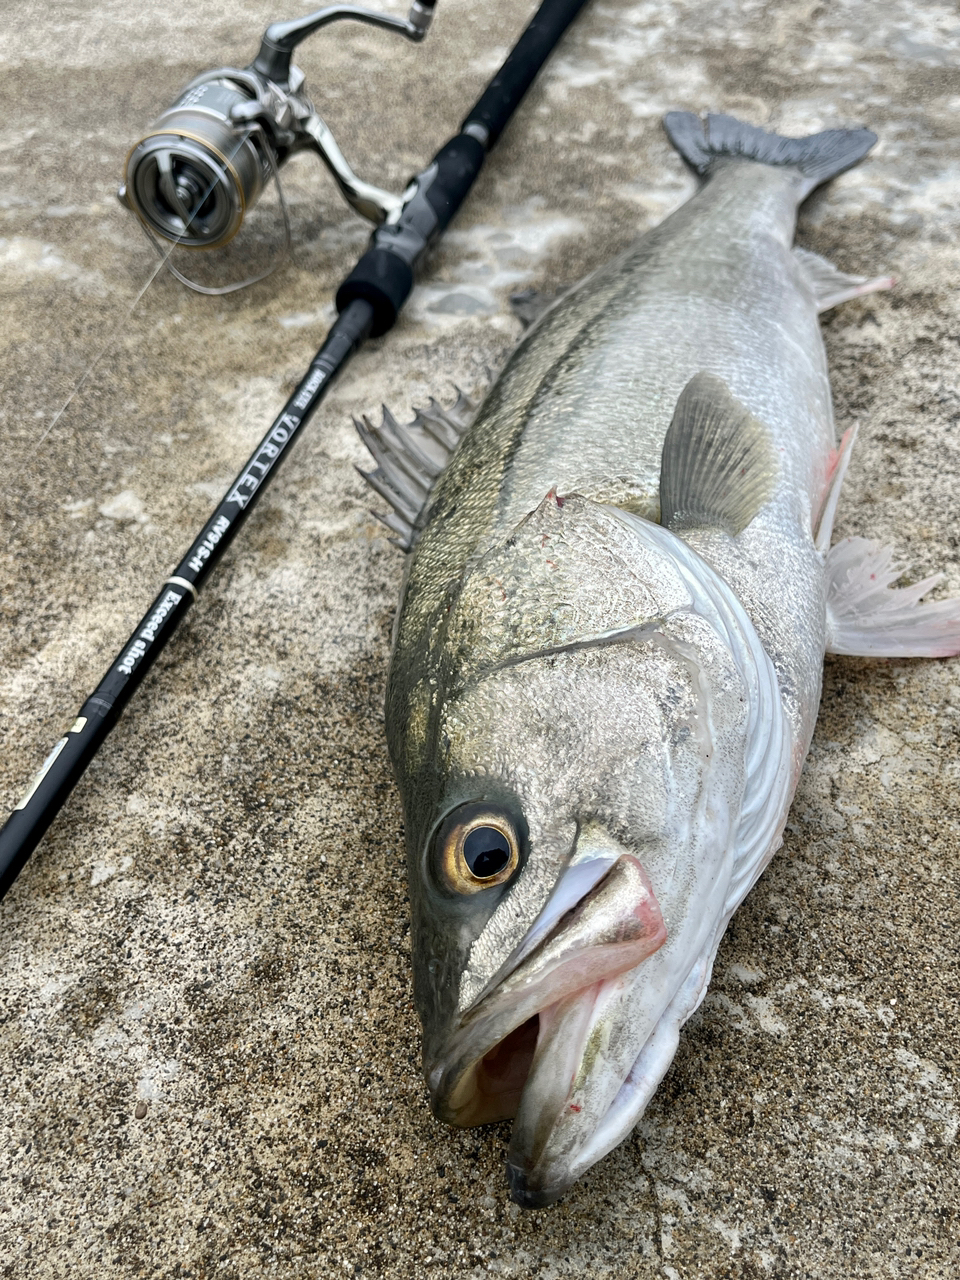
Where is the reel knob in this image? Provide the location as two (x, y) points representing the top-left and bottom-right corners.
(121, 79), (271, 249)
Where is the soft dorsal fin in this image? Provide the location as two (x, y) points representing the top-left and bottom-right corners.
(355, 390), (477, 551)
(660, 372), (778, 535)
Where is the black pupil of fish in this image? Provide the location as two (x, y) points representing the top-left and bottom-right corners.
(462, 826), (511, 879)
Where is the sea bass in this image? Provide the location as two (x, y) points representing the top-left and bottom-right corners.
(357, 113), (960, 1206)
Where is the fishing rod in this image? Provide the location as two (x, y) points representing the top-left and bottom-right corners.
(0, 0), (590, 900)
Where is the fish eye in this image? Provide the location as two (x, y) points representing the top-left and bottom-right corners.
(435, 805), (521, 894)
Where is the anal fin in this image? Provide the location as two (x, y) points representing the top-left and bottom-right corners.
(826, 537), (960, 658)
(660, 372), (777, 535)
(794, 246), (894, 313)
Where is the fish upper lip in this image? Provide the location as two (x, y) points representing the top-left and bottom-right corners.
(459, 852), (619, 1015)
(427, 854), (667, 1128)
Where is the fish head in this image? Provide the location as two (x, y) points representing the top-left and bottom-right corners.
(388, 492), (786, 1205)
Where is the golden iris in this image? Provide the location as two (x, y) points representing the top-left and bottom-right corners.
(437, 806), (521, 894)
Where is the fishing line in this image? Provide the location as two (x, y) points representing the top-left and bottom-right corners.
(0, 125), (265, 509)
(140, 124), (294, 297)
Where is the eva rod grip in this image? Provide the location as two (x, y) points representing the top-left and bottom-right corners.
(461, 0), (590, 149)
(336, 0), (589, 336)
(336, 133), (485, 336)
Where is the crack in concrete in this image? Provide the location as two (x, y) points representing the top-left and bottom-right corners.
(643, 1157), (667, 1272)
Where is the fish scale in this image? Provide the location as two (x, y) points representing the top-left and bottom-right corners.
(359, 111), (960, 1206)
(496, 168), (831, 541)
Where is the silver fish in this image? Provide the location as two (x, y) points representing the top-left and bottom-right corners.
(358, 113), (960, 1206)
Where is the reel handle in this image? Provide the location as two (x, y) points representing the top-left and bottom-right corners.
(253, 0), (436, 86)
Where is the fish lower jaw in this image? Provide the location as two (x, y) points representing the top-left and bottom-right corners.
(427, 931), (662, 1129)
(428, 940), (718, 1207)
(505, 945), (717, 1207)
(428, 976), (630, 1208)
(427, 969), (620, 1145)
(505, 1163), (568, 1210)
(427, 854), (671, 1181)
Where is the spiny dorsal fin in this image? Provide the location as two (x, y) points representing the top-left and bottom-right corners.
(793, 246), (894, 313)
(355, 389), (478, 552)
(660, 372), (777, 536)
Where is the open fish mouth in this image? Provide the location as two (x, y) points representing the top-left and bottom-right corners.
(426, 855), (668, 1206)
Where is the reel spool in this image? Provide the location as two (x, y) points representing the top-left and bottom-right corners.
(123, 78), (273, 250)
(118, 2), (437, 289)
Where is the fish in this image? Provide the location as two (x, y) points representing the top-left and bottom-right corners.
(356, 112), (960, 1207)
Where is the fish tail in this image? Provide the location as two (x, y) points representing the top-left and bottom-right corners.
(663, 112), (876, 198)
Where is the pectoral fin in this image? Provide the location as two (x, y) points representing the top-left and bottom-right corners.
(826, 537), (960, 658)
(659, 372), (778, 535)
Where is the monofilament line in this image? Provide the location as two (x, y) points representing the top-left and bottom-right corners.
(24, 254), (170, 464)
(0, 130), (257, 507)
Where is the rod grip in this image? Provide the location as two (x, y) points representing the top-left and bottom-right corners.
(337, 0), (589, 337)
(336, 134), (486, 335)
(420, 133), (488, 234)
(335, 248), (415, 338)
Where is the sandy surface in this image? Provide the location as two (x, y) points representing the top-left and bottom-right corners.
(1, 1), (958, 1276)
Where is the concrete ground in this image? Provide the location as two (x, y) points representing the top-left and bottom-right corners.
(1, 1), (958, 1276)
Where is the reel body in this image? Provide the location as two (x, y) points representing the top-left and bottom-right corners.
(119, 3), (436, 286)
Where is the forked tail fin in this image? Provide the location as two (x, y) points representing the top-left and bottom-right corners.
(663, 112), (877, 198)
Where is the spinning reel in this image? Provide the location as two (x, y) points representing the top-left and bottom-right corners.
(118, 1), (436, 290)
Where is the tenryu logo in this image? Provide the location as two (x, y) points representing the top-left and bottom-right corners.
(116, 589), (183, 676)
(187, 514), (231, 574)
